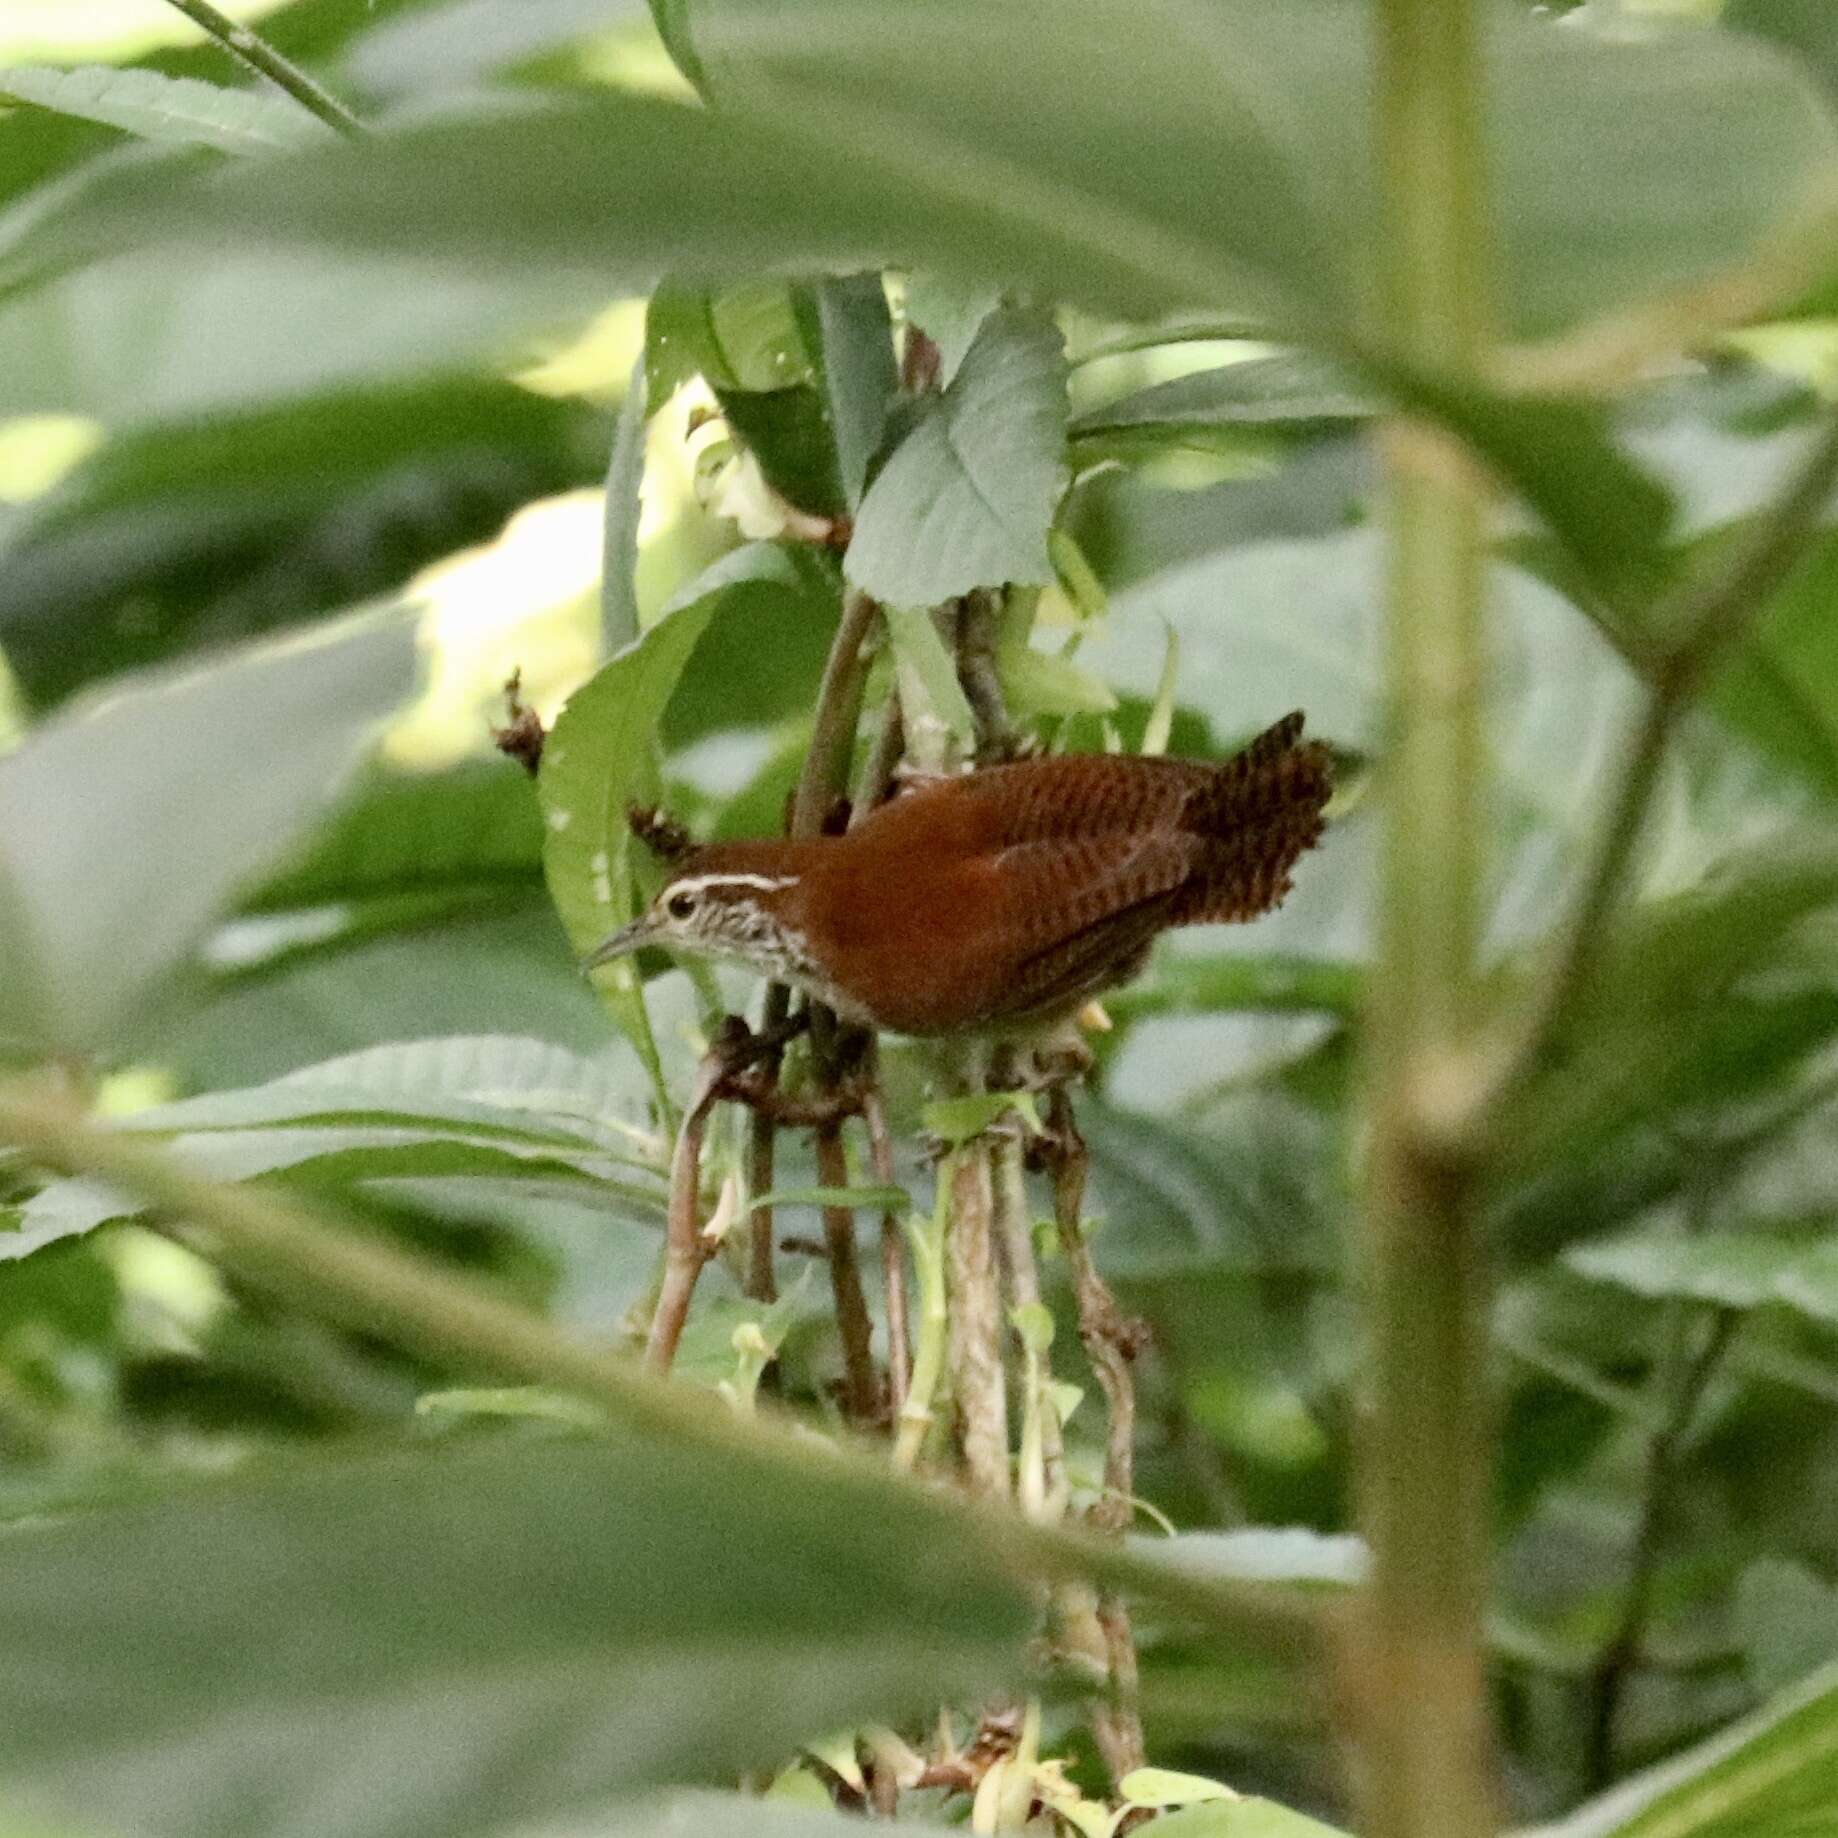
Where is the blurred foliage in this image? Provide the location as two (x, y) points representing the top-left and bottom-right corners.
(1, 2), (1837, 1837)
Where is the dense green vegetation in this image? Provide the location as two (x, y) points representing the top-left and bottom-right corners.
(3, 2), (1838, 1835)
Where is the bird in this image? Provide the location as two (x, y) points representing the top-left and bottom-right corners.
(584, 712), (1332, 1039)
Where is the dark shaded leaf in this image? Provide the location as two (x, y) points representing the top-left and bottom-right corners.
(813, 272), (897, 510)
(0, 376), (597, 705)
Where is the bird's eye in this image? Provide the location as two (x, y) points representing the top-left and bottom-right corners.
(666, 890), (696, 921)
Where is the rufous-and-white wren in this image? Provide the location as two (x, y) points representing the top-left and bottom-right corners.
(585, 712), (1332, 1038)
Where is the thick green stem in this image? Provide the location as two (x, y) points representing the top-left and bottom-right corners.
(1358, 2), (1498, 1836)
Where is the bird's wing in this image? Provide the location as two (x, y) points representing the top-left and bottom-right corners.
(977, 832), (1195, 1020)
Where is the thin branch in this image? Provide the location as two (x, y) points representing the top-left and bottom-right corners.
(863, 1083), (911, 1420)
(747, 590), (882, 1310)
(956, 590), (1017, 758)
(1482, 411), (1838, 1127)
(1042, 1090), (1146, 1537)
(644, 1050), (727, 1375)
(816, 1121), (881, 1421)
(1585, 1308), (1741, 1788)
(162, 0), (368, 139)
(792, 588), (881, 838)
(946, 1145), (1010, 1497)
(993, 1124), (1065, 1518)
(1044, 1086), (1148, 1785)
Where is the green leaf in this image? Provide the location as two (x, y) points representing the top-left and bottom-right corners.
(922, 1090), (1043, 1148)
(845, 307), (1066, 603)
(995, 639), (1117, 719)
(0, 64), (331, 155)
(341, 0), (655, 99)
(0, 239), (610, 424)
(0, 609), (417, 1055)
(601, 356), (647, 651)
(880, 603), (977, 765)
(1504, 837), (1838, 1213)
(245, 761), (545, 917)
(1069, 352), (1369, 469)
(0, 1433), (1029, 1838)
(1120, 1768), (1236, 1808)
(20, 3), (1836, 350)
(1534, 1663), (1838, 1838)
(1727, 0), (1838, 103)
(1369, 361), (1678, 618)
(748, 1186), (910, 1213)
(902, 272), (999, 384)
(539, 602), (719, 954)
(1105, 954), (1361, 1023)
(812, 272), (896, 510)
(125, 899), (620, 1094)
(656, 541), (842, 747)
(645, 279), (846, 515)
(1564, 1224), (1833, 1314)
(645, 0), (708, 94)
(1735, 1558), (1838, 1698)
(1142, 1801), (1349, 1838)
(539, 583), (732, 1084)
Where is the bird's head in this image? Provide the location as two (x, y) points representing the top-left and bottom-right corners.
(583, 857), (813, 983)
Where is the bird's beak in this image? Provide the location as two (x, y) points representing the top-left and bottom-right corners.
(582, 917), (653, 974)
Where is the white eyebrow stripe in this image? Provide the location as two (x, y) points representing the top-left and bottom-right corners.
(670, 872), (800, 895)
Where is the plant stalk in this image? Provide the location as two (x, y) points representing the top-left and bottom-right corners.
(1358, 0), (1498, 1834)
(162, 0), (368, 138)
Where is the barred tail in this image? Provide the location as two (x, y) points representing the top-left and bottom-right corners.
(1173, 712), (1333, 924)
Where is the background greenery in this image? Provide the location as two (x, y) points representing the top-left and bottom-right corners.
(3, 1), (1838, 1835)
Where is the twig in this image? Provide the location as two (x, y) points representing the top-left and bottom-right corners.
(644, 1051), (728, 1375)
(745, 1089), (778, 1304)
(946, 1146), (1010, 1497)
(792, 588), (882, 838)
(993, 1124), (1065, 1518)
(1044, 1091), (1146, 1535)
(748, 589), (883, 1310)
(894, 1168), (952, 1471)
(1044, 1086), (1148, 1783)
(816, 1121), (881, 1421)
(854, 693), (906, 819)
(956, 590), (1017, 758)
(1585, 1306), (1741, 1789)
(161, 0), (368, 139)
(863, 1083), (911, 1420)
(1480, 411), (1838, 1130)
